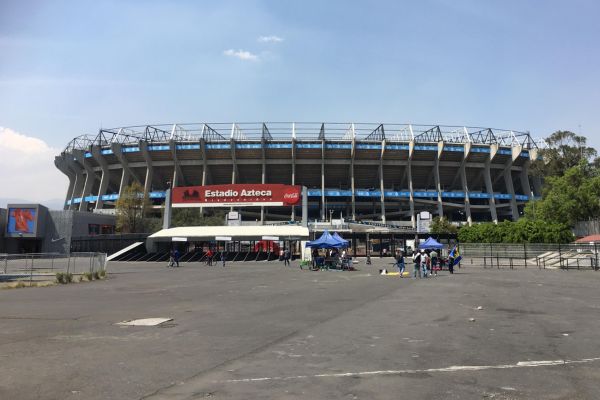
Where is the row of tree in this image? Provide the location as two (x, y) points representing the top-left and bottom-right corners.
(434, 131), (600, 243)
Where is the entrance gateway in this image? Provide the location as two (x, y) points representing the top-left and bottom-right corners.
(147, 184), (310, 254)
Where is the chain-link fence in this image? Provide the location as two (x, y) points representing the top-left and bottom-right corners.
(0, 252), (108, 283)
(459, 243), (599, 270)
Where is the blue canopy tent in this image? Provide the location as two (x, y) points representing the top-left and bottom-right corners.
(418, 237), (444, 250)
(332, 232), (349, 248)
(306, 230), (345, 249)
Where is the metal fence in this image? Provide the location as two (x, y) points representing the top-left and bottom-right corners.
(0, 252), (108, 282)
(459, 243), (599, 270)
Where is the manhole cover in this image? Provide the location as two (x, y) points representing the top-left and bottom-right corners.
(116, 318), (173, 326)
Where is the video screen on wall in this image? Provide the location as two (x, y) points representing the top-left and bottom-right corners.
(7, 208), (37, 235)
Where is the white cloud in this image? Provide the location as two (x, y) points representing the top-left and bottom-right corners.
(258, 35), (284, 43)
(0, 127), (67, 205)
(223, 49), (259, 61)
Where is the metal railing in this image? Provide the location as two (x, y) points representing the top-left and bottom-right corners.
(1, 252), (108, 282)
(459, 243), (599, 270)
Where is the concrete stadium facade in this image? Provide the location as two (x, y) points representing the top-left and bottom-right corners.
(54, 123), (544, 227)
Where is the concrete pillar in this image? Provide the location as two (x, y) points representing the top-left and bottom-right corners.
(350, 137), (356, 220)
(73, 149), (95, 212)
(91, 145), (110, 210)
(435, 142), (444, 217)
(170, 139), (185, 187)
(54, 156), (77, 210)
(505, 146), (521, 220)
(379, 139), (386, 223)
(485, 144), (499, 223)
(321, 138), (326, 221)
(111, 143), (142, 187)
(140, 141), (154, 203)
(260, 138), (266, 224)
(291, 137), (296, 221)
(460, 143), (473, 226)
(408, 140), (416, 228)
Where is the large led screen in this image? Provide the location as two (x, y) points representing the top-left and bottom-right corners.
(7, 208), (37, 234)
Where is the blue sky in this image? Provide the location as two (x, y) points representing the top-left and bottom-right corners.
(1, 0), (599, 202)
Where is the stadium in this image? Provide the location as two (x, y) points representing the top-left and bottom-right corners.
(54, 122), (543, 227)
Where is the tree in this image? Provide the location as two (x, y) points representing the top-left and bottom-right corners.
(115, 182), (150, 233)
(171, 208), (226, 227)
(429, 216), (458, 234)
(523, 161), (600, 227)
(531, 131), (599, 177)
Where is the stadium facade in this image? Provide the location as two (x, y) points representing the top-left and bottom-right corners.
(55, 123), (543, 226)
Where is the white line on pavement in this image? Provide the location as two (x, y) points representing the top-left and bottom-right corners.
(218, 357), (600, 384)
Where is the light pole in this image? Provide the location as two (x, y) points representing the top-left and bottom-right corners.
(329, 209), (334, 224)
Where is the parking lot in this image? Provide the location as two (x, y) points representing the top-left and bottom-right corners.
(1, 259), (599, 399)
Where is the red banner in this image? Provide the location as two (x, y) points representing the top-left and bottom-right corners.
(172, 184), (301, 207)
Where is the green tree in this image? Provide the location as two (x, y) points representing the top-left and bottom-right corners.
(531, 131), (598, 177)
(524, 161), (600, 227)
(171, 208), (226, 227)
(429, 216), (458, 234)
(115, 182), (150, 233)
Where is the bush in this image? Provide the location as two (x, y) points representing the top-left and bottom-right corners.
(93, 271), (100, 280)
(99, 269), (106, 278)
(56, 272), (74, 284)
(15, 281), (26, 288)
(84, 272), (93, 281)
(457, 219), (574, 244)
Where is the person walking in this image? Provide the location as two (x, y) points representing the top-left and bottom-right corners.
(174, 249), (180, 267)
(430, 249), (438, 276)
(395, 250), (405, 277)
(168, 249), (175, 268)
(206, 248), (213, 266)
(420, 249), (429, 278)
(221, 250), (226, 267)
(284, 248), (291, 266)
(412, 250), (421, 278)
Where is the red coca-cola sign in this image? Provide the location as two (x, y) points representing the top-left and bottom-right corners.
(172, 184), (301, 207)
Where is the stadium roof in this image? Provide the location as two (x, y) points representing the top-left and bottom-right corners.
(61, 122), (545, 153)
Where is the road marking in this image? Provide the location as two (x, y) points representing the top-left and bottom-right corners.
(217, 357), (600, 383)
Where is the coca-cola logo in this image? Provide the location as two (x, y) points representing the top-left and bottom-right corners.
(283, 188), (300, 204)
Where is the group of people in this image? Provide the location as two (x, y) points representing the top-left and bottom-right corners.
(392, 248), (456, 278)
(167, 248), (226, 268)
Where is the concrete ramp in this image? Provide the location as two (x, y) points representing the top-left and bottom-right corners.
(107, 242), (144, 261)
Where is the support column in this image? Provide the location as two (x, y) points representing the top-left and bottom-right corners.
(485, 144), (498, 223)
(260, 139), (266, 224)
(408, 141), (416, 228)
(140, 141), (154, 208)
(73, 149), (96, 212)
(200, 138), (208, 216)
(291, 137), (296, 221)
(520, 159), (532, 197)
(54, 156), (77, 210)
(119, 166), (131, 198)
(505, 146), (520, 220)
(460, 143), (473, 226)
(170, 139), (185, 187)
(351, 137), (356, 220)
(435, 142), (444, 217)
(379, 139), (386, 223)
(91, 145), (110, 210)
(321, 138), (326, 221)
(70, 163), (85, 211)
(111, 143), (143, 186)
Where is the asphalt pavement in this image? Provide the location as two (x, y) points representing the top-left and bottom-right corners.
(1, 258), (599, 399)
